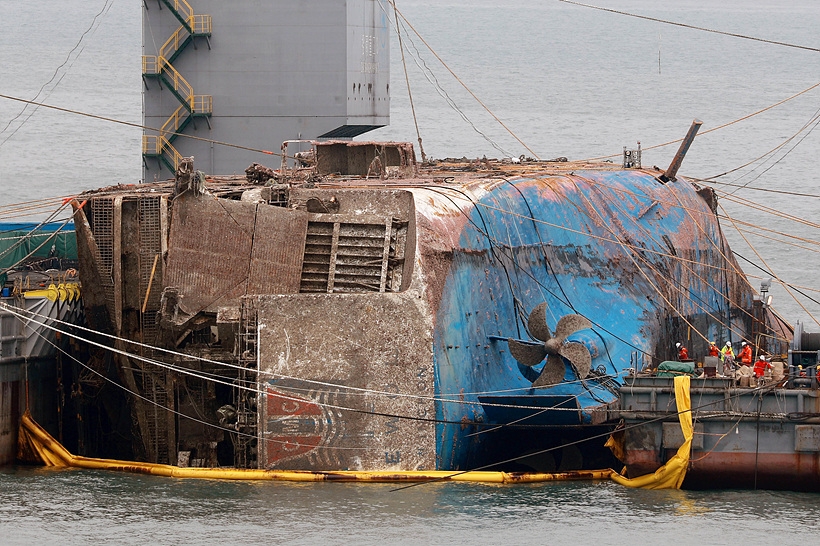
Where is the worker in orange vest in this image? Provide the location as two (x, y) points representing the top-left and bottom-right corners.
(708, 341), (720, 358)
(753, 355), (772, 378)
(676, 342), (689, 361)
(738, 341), (753, 366)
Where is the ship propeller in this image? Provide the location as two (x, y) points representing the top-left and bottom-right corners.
(508, 303), (593, 387)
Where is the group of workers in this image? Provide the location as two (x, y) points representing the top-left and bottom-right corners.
(676, 340), (773, 378)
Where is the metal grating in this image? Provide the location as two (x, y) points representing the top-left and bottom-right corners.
(138, 196), (164, 345)
(299, 219), (407, 293)
(91, 198), (115, 275)
(91, 198), (116, 308)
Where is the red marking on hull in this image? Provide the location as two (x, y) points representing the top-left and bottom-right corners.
(263, 388), (324, 464)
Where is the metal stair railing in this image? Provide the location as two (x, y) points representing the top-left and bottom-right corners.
(160, 0), (196, 33)
(142, 135), (184, 172)
(157, 136), (183, 172)
(159, 25), (192, 65)
(156, 57), (195, 109)
(142, 55), (159, 76)
(190, 14), (212, 35)
(159, 104), (191, 141)
(144, 1), (212, 173)
(142, 135), (160, 156)
(191, 94), (212, 115)
(162, 137), (183, 168)
(158, 16), (210, 65)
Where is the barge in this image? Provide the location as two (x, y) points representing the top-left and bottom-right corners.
(0, 223), (81, 464)
(615, 328), (820, 490)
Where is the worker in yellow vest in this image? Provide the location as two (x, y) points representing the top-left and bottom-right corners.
(720, 341), (735, 371)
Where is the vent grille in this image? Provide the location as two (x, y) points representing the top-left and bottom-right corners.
(300, 218), (407, 293)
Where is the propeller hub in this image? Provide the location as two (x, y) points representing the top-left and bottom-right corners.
(544, 338), (562, 354)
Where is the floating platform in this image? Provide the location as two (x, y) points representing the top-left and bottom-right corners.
(616, 374), (820, 491)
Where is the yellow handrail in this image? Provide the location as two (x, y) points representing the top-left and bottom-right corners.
(156, 56), (194, 103)
(160, 103), (189, 137)
(144, 2), (211, 171)
(165, 0), (194, 22)
(143, 135), (183, 170)
(191, 95), (212, 114)
(159, 24), (188, 61)
(142, 55), (159, 75)
(160, 136), (184, 170)
(190, 14), (212, 34)
(142, 135), (160, 155)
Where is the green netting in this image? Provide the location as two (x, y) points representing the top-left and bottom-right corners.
(0, 224), (77, 271)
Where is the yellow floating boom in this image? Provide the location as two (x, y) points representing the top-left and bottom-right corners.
(18, 410), (612, 484)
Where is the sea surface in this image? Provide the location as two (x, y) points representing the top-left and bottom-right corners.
(2, 0), (820, 543)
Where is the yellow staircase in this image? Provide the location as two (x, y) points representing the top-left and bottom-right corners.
(142, 0), (212, 173)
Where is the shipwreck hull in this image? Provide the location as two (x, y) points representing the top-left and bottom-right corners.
(69, 142), (780, 471)
(250, 292), (435, 471)
(420, 170), (761, 469)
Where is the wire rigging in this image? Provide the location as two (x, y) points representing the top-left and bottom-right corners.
(374, 1), (513, 158)
(388, 1), (540, 159)
(0, 0), (115, 146)
(389, 0), (426, 162)
(558, 0), (820, 53)
(0, 93), (297, 162)
(3, 300), (617, 410)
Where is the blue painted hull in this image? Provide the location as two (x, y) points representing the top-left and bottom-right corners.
(422, 170), (760, 469)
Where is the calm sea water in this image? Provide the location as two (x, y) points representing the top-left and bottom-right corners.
(2, 466), (819, 545)
(2, 0), (820, 541)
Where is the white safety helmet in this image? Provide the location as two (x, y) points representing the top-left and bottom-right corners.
(742, 341), (747, 346)
(676, 342), (681, 348)
(725, 341), (731, 347)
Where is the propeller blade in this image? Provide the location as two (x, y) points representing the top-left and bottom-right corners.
(508, 338), (547, 366)
(532, 354), (565, 387)
(560, 341), (592, 379)
(553, 314), (592, 343)
(527, 302), (552, 342)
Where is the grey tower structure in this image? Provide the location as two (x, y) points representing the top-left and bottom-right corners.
(142, 0), (390, 180)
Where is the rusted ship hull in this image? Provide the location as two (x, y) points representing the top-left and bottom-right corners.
(67, 141), (787, 472)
